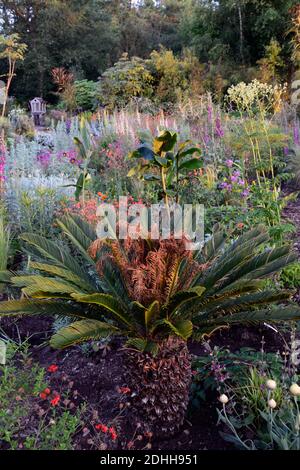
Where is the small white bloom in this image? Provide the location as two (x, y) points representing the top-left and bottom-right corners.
(266, 379), (277, 390)
(290, 383), (300, 397)
(219, 394), (229, 405)
(268, 399), (277, 409)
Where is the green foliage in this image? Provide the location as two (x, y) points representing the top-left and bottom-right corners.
(73, 80), (98, 111)
(191, 346), (284, 407)
(0, 215), (11, 272)
(257, 38), (284, 83)
(280, 262), (300, 288)
(128, 129), (201, 204)
(98, 54), (154, 110)
(0, 341), (83, 450)
(0, 215), (299, 353)
(212, 340), (300, 450)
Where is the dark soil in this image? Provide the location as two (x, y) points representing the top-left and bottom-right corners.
(0, 315), (291, 451)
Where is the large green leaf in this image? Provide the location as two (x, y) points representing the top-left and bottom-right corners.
(20, 233), (92, 285)
(50, 319), (120, 349)
(178, 158), (202, 171)
(71, 292), (131, 327)
(197, 232), (270, 290)
(29, 262), (95, 292)
(163, 319), (193, 340)
(0, 299), (88, 318)
(197, 290), (293, 320)
(11, 275), (85, 298)
(144, 300), (160, 332)
(56, 215), (95, 264)
(153, 131), (177, 154)
(196, 305), (300, 332)
(166, 287), (205, 316)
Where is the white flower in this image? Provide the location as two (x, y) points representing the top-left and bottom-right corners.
(219, 394), (229, 405)
(266, 379), (277, 390)
(268, 399), (277, 409)
(290, 383), (300, 397)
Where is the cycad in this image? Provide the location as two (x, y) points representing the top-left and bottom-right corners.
(0, 215), (300, 434)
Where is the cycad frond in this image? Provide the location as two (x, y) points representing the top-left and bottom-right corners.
(50, 319), (120, 349)
(20, 233), (92, 285)
(57, 214), (96, 263)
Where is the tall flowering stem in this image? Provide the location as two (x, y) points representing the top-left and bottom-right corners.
(0, 137), (6, 197)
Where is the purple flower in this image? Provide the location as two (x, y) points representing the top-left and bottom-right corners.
(233, 170), (240, 177)
(225, 159), (233, 168)
(283, 146), (289, 156)
(203, 131), (210, 145)
(207, 105), (213, 122)
(215, 116), (224, 138)
(293, 124), (300, 146)
(36, 151), (52, 168)
(238, 179), (245, 186)
(242, 189), (250, 198)
(66, 119), (71, 134)
(231, 175), (238, 183)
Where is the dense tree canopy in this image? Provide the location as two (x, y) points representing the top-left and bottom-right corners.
(0, 0), (299, 104)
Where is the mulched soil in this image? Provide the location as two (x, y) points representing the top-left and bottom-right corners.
(0, 315), (290, 451)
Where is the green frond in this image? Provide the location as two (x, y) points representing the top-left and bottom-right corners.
(29, 261), (97, 292)
(194, 305), (300, 333)
(166, 287), (205, 316)
(20, 233), (92, 285)
(195, 225), (226, 263)
(197, 231), (269, 289)
(215, 245), (291, 291)
(144, 300), (160, 332)
(196, 290), (293, 320)
(125, 337), (159, 355)
(101, 260), (130, 307)
(161, 318), (193, 340)
(50, 319), (120, 349)
(56, 215), (96, 263)
(11, 275), (85, 298)
(0, 299), (87, 318)
(71, 292), (132, 327)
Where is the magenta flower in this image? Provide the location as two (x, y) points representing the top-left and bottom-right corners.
(293, 124), (300, 146)
(215, 116), (224, 138)
(0, 142), (6, 187)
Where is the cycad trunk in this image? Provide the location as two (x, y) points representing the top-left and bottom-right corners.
(124, 337), (191, 436)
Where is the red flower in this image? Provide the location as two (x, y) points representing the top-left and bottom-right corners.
(48, 364), (58, 373)
(95, 423), (108, 433)
(109, 427), (118, 441)
(119, 386), (131, 394)
(40, 387), (51, 399)
(50, 395), (61, 407)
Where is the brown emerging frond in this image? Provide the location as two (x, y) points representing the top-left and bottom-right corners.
(89, 235), (202, 306)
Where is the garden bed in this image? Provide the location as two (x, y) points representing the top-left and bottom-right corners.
(1, 313), (291, 451)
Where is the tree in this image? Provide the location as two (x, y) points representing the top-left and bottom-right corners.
(0, 33), (27, 118)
